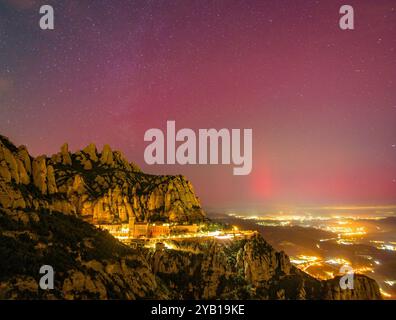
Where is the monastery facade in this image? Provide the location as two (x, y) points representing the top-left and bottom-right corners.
(96, 217), (199, 240)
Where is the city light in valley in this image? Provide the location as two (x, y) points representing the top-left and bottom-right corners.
(225, 208), (396, 299)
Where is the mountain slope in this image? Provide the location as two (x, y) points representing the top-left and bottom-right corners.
(0, 206), (381, 300)
(0, 207), (167, 299)
(0, 134), (382, 300)
(0, 135), (204, 223)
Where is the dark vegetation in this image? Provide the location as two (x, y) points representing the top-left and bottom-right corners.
(0, 207), (133, 281)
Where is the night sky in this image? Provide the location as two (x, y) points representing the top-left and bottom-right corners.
(1, 0), (395, 209)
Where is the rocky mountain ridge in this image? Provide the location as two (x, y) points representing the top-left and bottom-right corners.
(0, 206), (381, 300)
(0, 134), (382, 300)
(0, 135), (204, 224)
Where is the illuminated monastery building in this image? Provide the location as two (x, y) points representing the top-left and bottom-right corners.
(95, 216), (199, 240)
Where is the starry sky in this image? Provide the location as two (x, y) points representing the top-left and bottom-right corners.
(0, 0), (395, 210)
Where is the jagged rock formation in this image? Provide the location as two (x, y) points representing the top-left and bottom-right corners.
(0, 134), (382, 300)
(0, 135), (204, 224)
(0, 207), (166, 299)
(0, 206), (381, 300)
(148, 234), (381, 300)
(321, 275), (382, 300)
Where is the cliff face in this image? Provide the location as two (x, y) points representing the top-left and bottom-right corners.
(0, 135), (204, 224)
(0, 134), (382, 300)
(0, 207), (166, 299)
(148, 235), (381, 300)
(321, 275), (382, 300)
(149, 235), (297, 299)
(0, 207), (381, 300)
